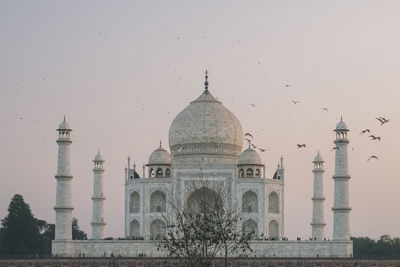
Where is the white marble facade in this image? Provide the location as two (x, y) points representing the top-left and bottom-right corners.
(124, 86), (285, 241)
(52, 75), (352, 257)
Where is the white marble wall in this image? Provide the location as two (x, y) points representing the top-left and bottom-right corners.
(333, 137), (351, 241)
(311, 169), (326, 240)
(91, 168), (105, 240)
(54, 138), (73, 241)
(52, 239), (353, 258)
(125, 178), (172, 238)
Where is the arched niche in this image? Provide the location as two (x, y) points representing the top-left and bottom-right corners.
(268, 192), (279, 213)
(165, 168), (171, 177)
(129, 191), (140, 213)
(269, 220), (279, 239)
(156, 168), (163, 178)
(242, 219), (258, 240)
(129, 219), (140, 237)
(150, 219), (166, 239)
(186, 186), (222, 214)
(150, 190), (166, 212)
(246, 168), (253, 177)
(242, 191), (258, 212)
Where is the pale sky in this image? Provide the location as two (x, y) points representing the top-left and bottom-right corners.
(1, 1), (399, 240)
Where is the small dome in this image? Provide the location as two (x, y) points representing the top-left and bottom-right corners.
(58, 116), (71, 131)
(313, 152), (324, 163)
(148, 146), (171, 165)
(94, 151), (104, 162)
(238, 147), (262, 165)
(335, 118), (348, 131)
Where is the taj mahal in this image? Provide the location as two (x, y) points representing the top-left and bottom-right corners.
(52, 73), (353, 257)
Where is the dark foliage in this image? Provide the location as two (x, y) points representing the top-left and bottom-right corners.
(72, 218), (87, 240)
(352, 235), (400, 258)
(0, 194), (86, 258)
(0, 194), (42, 256)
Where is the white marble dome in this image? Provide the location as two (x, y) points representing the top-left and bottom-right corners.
(94, 151), (105, 162)
(335, 119), (348, 131)
(313, 152), (324, 162)
(148, 146), (171, 165)
(58, 117), (71, 130)
(238, 147), (263, 165)
(168, 90), (243, 157)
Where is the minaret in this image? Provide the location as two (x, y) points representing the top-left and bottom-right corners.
(311, 151), (326, 240)
(54, 116), (73, 240)
(91, 150), (106, 239)
(332, 117), (351, 240)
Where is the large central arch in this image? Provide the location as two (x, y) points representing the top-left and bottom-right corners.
(186, 186), (222, 213)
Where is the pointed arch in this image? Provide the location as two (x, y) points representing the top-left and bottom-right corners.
(129, 191), (140, 213)
(268, 191), (279, 213)
(129, 219), (140, 237)
(156, 168), (163, 178)
(186, 186), (222, 214)
(150, 190), (166, 212)
(150, 219), (166, 239)
(239, 169), (244, 178)
(269, 220), (279, 239)
(242, 191), (258, 212)
(165, 168), (171, 177)
(242, 219), (258, 240)
(246, 168), (253, 177)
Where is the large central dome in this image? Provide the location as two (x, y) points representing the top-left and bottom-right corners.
(169, 89), (243, 159)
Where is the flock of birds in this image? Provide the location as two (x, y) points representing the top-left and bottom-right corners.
(293, 116), (391, 162)
(360, 117), (390, 161)
(248, 95), (391, 163)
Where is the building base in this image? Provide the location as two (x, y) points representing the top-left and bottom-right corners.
(52, 240), (353, 258)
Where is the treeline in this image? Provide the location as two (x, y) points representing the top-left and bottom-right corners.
(352, 236), (400, 258)
(0, 194), (87, 258)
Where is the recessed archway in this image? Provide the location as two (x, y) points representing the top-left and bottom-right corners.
(150, 190), (166, 212)
(186, 186), (222, 214)
(150, 219), (166, 239)
(129, 191), (140, 213)
(242, 219), (258, 240)
(242, 191), (258, 212)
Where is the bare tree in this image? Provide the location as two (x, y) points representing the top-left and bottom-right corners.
(157, 178), (253, 267)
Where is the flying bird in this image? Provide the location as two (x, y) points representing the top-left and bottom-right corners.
(258, 148), (266, 152)
(321, 107), (328, 111)
(285, 84), (291, 87)
(178, 146), (185, 152)
(297, 144), (306, 148)
(287, 98), (300, 104)
(331, 147), (339, 151)
(250, 104), (256, 107)
(250, 143), (257, 149)
(360, 129), (370, 135)
(244, 138), (252, 144)
(376, 117), (390, 125)
(244, 133), (254, 139)
(367, 155), (379, 161)
(369, 135), (381, 141)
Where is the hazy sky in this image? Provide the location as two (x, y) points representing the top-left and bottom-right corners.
(1, 1), (399, 240)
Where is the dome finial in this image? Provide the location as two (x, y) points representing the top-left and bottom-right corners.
(204, 70), (209, 93)
(63, 115), (66, 122)
(159, 140), (162, 148)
